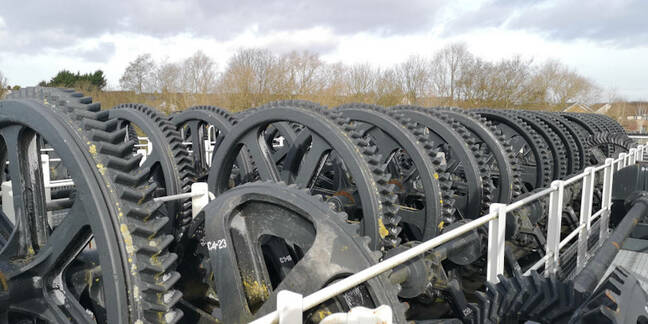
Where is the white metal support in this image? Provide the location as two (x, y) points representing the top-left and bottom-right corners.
(204, 139), (213, 166)
(577, 167), (595, 272)
(136, 149), (147, 166)
(191, 182), (210, 217)
(2, 181), (14, 224)
(41, 154), (52, 220)
(599, 158), (614, 243)
(487, 203), (506, 283)
(545, 180), (564, 275)
(205, 125), (215, 166)
(152, 182), (212, 218)
(320, 306), (393, 324)
(619, 153), (627, 169)
(277, 290), (303, 324)
(629, 148), (637, 165)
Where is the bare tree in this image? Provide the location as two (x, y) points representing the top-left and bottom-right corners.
(398, 55), (429, 105)
(489, 56), (534, 108)
(319, 62), (348, 106)
(220, 48), (283, 110)
(281, 50), (325, 99)
(0, 71), (8, 99)
(156, 61), (182, 93)
(533, 60), (600, 108)
(431, 43), (473, 101)
(119, 54), (156, 93)
(182, 50), (218, 94)
(345, 63), (378, 102)
(375, 68), (404, 106)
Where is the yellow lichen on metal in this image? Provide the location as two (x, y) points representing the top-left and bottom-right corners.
(315, 309), (332, 321)
(243, 279), (270, 302)
(88, 144), (97, 155)
(120, 224), (135, 255)
(96, 163), (106, 175)
(378, 218), (389, 238)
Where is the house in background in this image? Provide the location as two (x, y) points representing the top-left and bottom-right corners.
(562, 102), (612, 114)
(562, 103), (594, 113)
(561, 102), (648, 132)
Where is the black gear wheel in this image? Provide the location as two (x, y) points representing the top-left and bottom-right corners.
(586, 113), (623, 135)
(236, 108), (301, 166)
(475, 109), (553, 192)
(199, 182), (407, 323)
(512, 111), (568, 180)
(560, 113), (602, 136)
(2, 87), (182, 323)
(464, 266), (648, 323)
(529, 112), (581, 176)
(336, 103), (455, 241)
(208, 101), (402, 249)
(433, 107), (522, 203)
(108, 104), (195, 241)
(594, 114), (626, 135)
(541, 113), (588, 171)
(170, 106), (239, 180)
(586, 132), (636, 165)
(468, 272), (586, 323)
(392, 105), (488, 219)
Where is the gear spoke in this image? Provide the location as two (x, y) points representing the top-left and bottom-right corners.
(241, 128), (281, 181)
(295, 133), (331, 188)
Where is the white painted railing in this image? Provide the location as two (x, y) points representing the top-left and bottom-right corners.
(252, 144), (646, 324)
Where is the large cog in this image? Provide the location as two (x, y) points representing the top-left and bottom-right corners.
(208, 101), (402, 249)
(2, 87), (182, 323)
(336, 103), (455, 241)
(200, 182), (407, 323)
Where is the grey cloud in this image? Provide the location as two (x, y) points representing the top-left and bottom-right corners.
(265, 38), (340, 56)
(445, 0), (648, 47)
(508, 0), (648, 46)
(70, 41), (117, 62)
(0, 0), (444, 54)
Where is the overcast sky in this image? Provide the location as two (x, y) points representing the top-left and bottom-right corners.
(1, 0), (647, 100)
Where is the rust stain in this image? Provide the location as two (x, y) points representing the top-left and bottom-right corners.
(388, 179), (405, 191)
(0, 271), (7, 291)
(333, 190), (355, 204)
(611, 241), (620, 249)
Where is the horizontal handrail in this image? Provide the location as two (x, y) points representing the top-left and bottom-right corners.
(255, 143), (645, 324)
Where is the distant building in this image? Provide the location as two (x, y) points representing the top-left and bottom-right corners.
(562, 103), (594, 113)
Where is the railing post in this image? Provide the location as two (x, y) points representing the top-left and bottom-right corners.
(629, 148), (637, 165)
(136, 148), (147, 166)
(618, 153), (627, 169)
(577, 167), (595, 272)
(545, 180), (564, 275)
(204, 139), (213, 167)
(191, 182), (210, 218)
(277, 290), (303, 324)
(1, 181), (14, 224)
(204, 125), (216, 166)
(41, 154), (52, 219)
(600, 158), (615, 243)
(487, 203), (506, 283)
